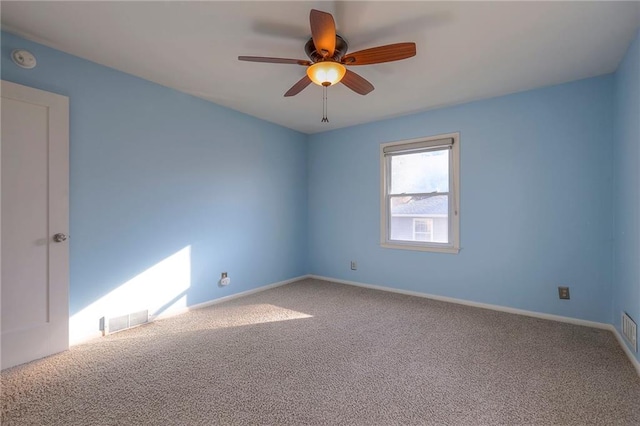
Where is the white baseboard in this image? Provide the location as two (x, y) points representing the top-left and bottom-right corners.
(309, 274), (640, 377)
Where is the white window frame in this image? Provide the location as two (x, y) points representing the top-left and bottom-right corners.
(380, 132), (460, 254)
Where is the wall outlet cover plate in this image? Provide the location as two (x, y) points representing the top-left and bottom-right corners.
(558, 286), (570, 300)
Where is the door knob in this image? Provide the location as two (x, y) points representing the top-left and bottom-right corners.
(53, 233), (68, 243)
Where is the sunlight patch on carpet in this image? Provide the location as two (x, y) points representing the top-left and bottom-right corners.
(189, 303), (313, 331)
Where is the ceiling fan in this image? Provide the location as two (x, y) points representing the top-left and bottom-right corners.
(238, 9), (416, 121)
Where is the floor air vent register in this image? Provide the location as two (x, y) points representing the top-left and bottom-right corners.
(622, 312), (637, 353)
(100, 310), (149, 335)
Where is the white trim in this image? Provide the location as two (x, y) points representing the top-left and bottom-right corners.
(381, 242), (460, 254)
(392, 214), (448, 218)
(309, 274), (640, 377)
(70, 274), (311, 346)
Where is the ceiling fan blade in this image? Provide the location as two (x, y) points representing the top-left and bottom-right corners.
(310, 9), (336, 57)
(284, 75), (312, 97)
(340, 69), (374, 95)
(238, 56), (311, 66)
(342, 43), (416, 66)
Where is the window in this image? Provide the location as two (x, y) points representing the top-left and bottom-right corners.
(380, 133), (460, 253)
(413, 218), (433, 242)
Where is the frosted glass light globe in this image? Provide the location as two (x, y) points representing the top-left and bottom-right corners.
(307, 62), (347, 86)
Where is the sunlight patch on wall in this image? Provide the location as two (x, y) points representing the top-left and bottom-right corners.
(70, 246), (191, 345)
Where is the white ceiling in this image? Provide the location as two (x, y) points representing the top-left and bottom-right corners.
(2, 1), (639, 134)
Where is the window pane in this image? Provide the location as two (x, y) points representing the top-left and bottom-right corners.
(390, 195), (449, 243)
(390, 149), (449, 194)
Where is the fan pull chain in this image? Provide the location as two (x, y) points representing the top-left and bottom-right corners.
(321, 83), (329, 123)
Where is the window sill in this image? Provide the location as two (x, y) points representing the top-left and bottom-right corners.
(380, 242), (460, 254)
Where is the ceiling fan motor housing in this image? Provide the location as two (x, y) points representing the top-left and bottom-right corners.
(305, 35), (348, 62)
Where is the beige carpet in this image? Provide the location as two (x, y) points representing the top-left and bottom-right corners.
(2, 278), (639, 425)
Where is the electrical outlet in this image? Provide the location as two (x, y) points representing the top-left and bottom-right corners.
(220, 272), (230, 286)
(558, 286), (570, 300)
(350, 261), (357, 270)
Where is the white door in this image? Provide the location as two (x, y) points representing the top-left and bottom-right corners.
(1, 80), (69, 370)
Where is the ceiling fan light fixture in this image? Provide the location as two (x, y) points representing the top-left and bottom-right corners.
(306, 61), (346, 87)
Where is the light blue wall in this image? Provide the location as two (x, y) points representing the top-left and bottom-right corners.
(1, 32), (308, 321)
(308, 76), (614, 323)
(613, 29), (640, 361)
(2, 29), (634, 335)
